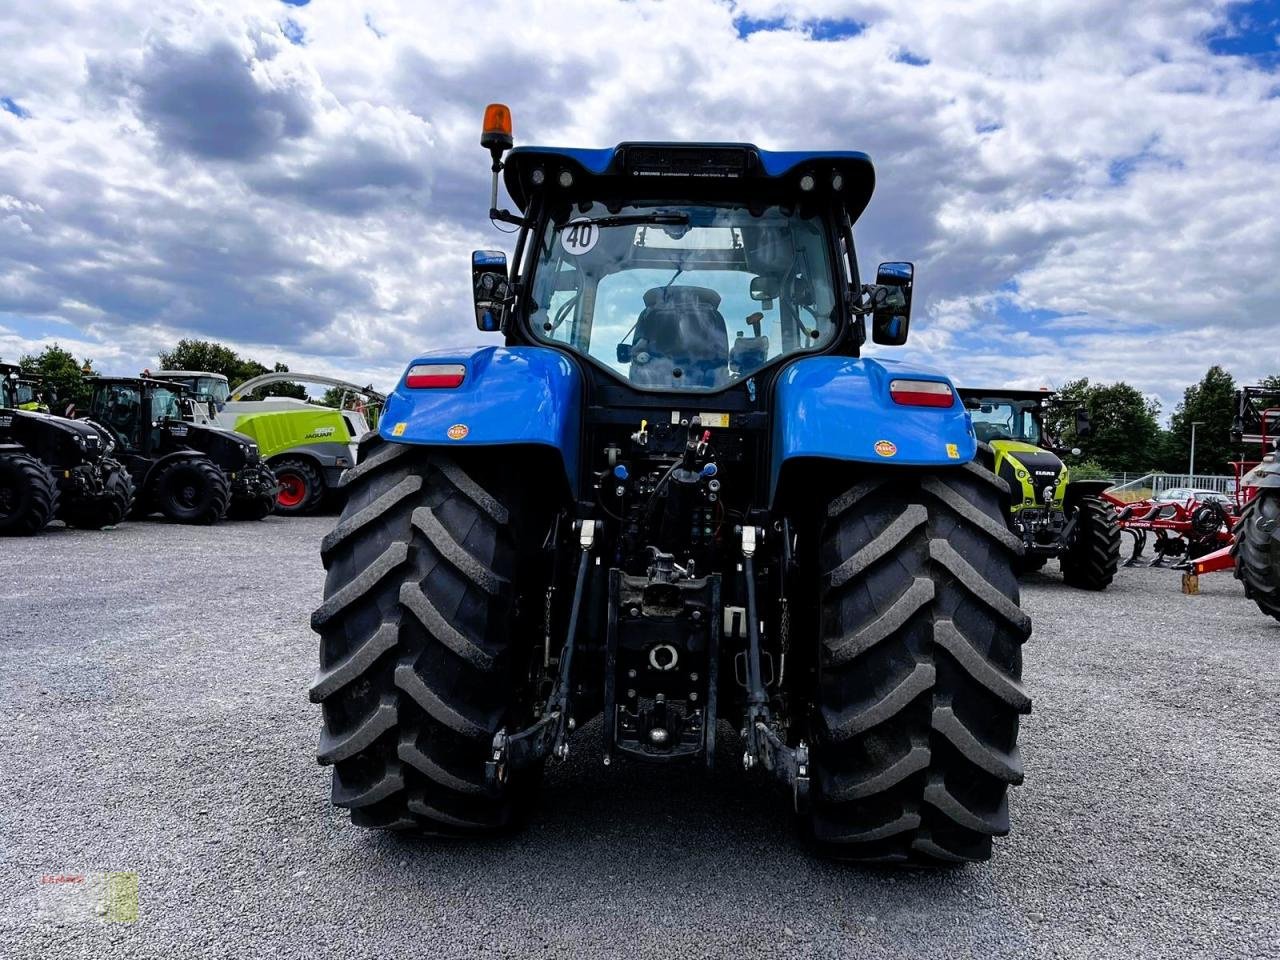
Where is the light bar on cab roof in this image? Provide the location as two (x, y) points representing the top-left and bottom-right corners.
(889, 378), (954, 408)
(406, 363), (466, 389)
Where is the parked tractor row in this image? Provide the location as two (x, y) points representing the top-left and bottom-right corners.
(0, 364), (384, 535)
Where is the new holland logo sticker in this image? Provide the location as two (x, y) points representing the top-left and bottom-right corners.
(447, 423), (469, 441)
(874, 439), (897, 458)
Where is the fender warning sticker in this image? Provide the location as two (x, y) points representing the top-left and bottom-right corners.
(874, 439), (897, 458)
(946, 443), (960, 459)
(446, 423), (469, 440)
(391, 422), (407, 437)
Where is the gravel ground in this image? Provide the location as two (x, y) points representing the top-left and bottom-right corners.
(1, 516), (1277, 959)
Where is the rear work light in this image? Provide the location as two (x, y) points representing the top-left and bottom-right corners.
(889, 378), (954, 408)
(406, 363), (466, 389)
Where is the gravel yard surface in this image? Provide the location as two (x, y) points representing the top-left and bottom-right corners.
(1, 516), (1276, 959)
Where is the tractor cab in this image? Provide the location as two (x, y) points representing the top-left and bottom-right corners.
(86, 376), (188, 456)
(1, 364), (48, 413)
(149, 370), (231, 420)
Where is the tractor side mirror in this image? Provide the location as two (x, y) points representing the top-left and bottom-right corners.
(1074, 407), (1093, 439)
(471, 250), (509, 332)
(749, 276), (778, 310)
(871, 261), (913, 346)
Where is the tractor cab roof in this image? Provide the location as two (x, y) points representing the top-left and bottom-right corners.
(503, 143), (876, 221)
(958, 387), (1057, 405)
(87, 375), (191, 394)
(152, 369), (229, 382)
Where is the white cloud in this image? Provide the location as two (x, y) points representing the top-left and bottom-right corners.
(0, 0), (1277, 415)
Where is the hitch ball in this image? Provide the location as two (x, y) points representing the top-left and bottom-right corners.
(649, 727), (670, 745)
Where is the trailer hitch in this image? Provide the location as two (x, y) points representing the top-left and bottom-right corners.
(485, 520), (597, 793)
(737, 525), (811, 813)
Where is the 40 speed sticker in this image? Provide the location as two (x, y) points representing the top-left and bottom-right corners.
(560, 218), (600, 256)
(874, 439), (898, 457)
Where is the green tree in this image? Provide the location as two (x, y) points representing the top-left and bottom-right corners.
(1044, 378), (1164, 474)
(319, 386), (346, 408)
(1169, 365), (1237, 476)
(1042, 378), (1092, 451)
(1083, 382), (1164, 474)
(156, 340), (306, 399)
(156, 339), (249, 383)
(17, 343), (93, 410)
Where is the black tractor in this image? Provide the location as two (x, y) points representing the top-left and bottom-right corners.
(85, 376), (278, 523)
(0, 362), (135, 535)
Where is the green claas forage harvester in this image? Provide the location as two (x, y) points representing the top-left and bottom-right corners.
(309, 105), (1035, 864)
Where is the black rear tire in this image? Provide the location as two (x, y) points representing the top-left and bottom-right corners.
(273, 457), (323, 516)
(1060, 497), (1121, 590)
(0, 451), (58, 536)
(1232, 490), (1280, 623)
(310, 437), (549, 834)
(810, 462), (1032, 864)
(153, 457), (230, 525)
(59, 460), (135, 529)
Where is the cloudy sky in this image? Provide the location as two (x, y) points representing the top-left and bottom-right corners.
(2, 0), (1278, 414)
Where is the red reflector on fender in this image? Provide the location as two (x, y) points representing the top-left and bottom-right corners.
(889, 379), (954, 407)
(406, 363), (466, 389)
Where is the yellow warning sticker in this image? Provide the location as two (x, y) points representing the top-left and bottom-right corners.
(699, 412), (730, 429)
(392, 422), (407, 437)
(946, 443), (960, 459)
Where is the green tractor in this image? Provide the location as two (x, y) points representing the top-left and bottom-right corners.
(85, 376), (277, 523)
(0, 362), (135, 534)
(959, 387), (1120, 589)
(154, 370), (384, 515)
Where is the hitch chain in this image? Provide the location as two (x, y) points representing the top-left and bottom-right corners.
(737, 525), (811, 813)
(485, 520), (596, 794)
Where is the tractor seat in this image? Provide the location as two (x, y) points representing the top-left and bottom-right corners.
(973, 422), (1006, 443)
(629, 286), (728, 389)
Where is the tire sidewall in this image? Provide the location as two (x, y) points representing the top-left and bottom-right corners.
(156, 459), (222, 523)
(0, 455), (37, 530)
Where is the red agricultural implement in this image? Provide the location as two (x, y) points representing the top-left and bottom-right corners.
(1108, 386), (1280, 622)
(1106, 493), (1235, 567)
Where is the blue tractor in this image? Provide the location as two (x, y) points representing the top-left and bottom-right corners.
(310, 105), (1032, 863)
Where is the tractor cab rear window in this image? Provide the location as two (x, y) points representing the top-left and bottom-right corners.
(527, 203), (839, 391)
(969, 400), (1042, 445)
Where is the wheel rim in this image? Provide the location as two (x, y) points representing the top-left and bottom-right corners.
(277, 472), (306, 508)
(177, 483), (200, 508)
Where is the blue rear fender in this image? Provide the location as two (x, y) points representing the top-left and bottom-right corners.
(380, 345), (582, 490)
(770, 356), (976, 501)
